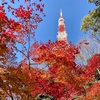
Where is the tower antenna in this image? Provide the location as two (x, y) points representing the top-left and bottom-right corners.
(60, 8), (63, 17)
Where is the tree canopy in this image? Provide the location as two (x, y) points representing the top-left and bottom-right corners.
(81, 1), (100, 42)
(0, 0), (100, 100)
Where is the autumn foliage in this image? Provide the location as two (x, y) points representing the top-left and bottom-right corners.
(0, 0), (100, 100)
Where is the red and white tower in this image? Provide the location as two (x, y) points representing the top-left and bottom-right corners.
(57, 9), (68, 42)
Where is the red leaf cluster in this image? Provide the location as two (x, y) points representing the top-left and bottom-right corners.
(15, 6), (32, 18)
(84, 54), (100, 78)
(32, 78), (68, 99)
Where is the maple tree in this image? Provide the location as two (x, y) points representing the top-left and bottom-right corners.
(31, 40), (100, 100)
(0, 0), (45, 99)
(0, 0), (100, 100)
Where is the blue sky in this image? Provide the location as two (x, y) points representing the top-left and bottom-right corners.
(0, 0), (96, 44)
(35, 0), (96, 44)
